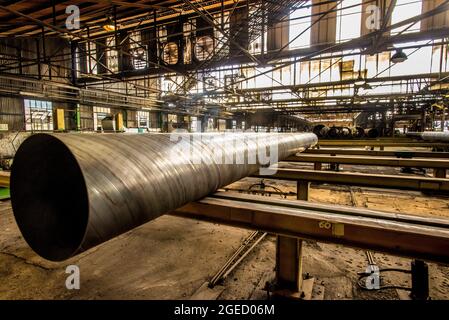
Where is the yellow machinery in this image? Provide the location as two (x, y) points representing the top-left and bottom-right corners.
(116, 113), (124, 132)
(56, 108), (65, 131)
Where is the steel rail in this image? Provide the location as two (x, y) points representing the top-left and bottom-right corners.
(173, 191), (449, 263)
(283, 154), (449, 169)
(209, 231), (267, 288)
(209, 192), (449, 229)
(316, 140), (449, 148)
(303, 148), (449, 159)
(253, 168), (449, 193)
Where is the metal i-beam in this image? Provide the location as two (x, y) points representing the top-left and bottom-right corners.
(253, 168), (449, 193)
(303, 149), (449, 159)
(283, 154), (449, 170)
(86, 0), (179, 12)
(173, 192), (449, 264)
(316, 140), (449, 148)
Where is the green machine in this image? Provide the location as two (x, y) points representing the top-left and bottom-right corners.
(0, 171), (10, 200)
(0, 187), (9, 200)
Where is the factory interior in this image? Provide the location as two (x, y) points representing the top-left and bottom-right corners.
(1, 0), (449, 304)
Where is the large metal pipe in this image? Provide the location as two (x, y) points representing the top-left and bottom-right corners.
(10, 132), (317, 261)
(339, 127), (351, 138)
(312, 124), (329, 138)
(365, 128), (380, 138)
(327, 127), (340, 139)
(407, 131), (449, 142)
(405, 131), (422, 139)
(353, 127), (365, 138)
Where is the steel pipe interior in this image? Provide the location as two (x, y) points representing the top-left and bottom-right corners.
(354, 127), (365, 138)
(327, 127), (340, 138)
(10, 132), (317, 261)
(365, 128), (380, 138)
(312, 124), (329, 138)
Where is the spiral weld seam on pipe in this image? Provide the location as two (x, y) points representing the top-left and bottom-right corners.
(10, 132), (318, 261)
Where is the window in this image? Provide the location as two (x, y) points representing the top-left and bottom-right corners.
(213, 11), (230, 54)
(168, 114), (177, 123)
(73, 41), (97, 75)
(137, 111), (149, 128)
(289, 5), (311, 49)
(162, 74), (182, 94)
(336, 0), (362, 42)
(107, 36), (119, 73)
(190, 117), (198, 132)
(391, 0), (422, 34)
(75, 47), (82, 77)
(218, 119), (226, 131)
(249, 4), (264, 54)
(184, 20), (194, 64)
(93, 106), (110, 130)
(88, 41), (98, 74)
(24, 99), (53, 131)
(207, 118), (215, 131)
(130, 31), (148, 70)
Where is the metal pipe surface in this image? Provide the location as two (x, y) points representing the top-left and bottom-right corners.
(407, 131), (449, 142)
(10, 132), (317, 261)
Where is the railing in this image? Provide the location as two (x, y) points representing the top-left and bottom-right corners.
(0, 75), (160, 110)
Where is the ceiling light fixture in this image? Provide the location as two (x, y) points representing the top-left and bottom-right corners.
(103, 16), (116, 32)
(362, 82), (372, 90)
(391, 49), (408, 63)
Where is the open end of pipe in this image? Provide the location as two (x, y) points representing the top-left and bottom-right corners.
(367, 128), (380, 138)
(10, 134), (88, 261)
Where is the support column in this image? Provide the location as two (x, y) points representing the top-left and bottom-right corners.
(442, 108), (446, 132)
(276, 236), (303, 292)
(434, 168), (446, 178)
(273, 180), (310, 296)
(297, 180), (310, 201)
(411, 260), (429, 300)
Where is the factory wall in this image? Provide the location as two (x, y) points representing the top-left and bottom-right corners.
(0, 36), (72, 82)
(0, 97), (24, 131)
(0, 98), (192, 133)
(0, 36), (75, 133)
(0, 97), (79, 132)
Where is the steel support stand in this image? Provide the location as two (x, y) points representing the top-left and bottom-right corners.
(411, 259), (429, 300)
(270, 180), (314, 299)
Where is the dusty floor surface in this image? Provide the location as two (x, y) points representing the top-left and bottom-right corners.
(1, 160), (449, 300)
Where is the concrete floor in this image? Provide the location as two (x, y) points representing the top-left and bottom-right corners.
(1, 165), (449, 299)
